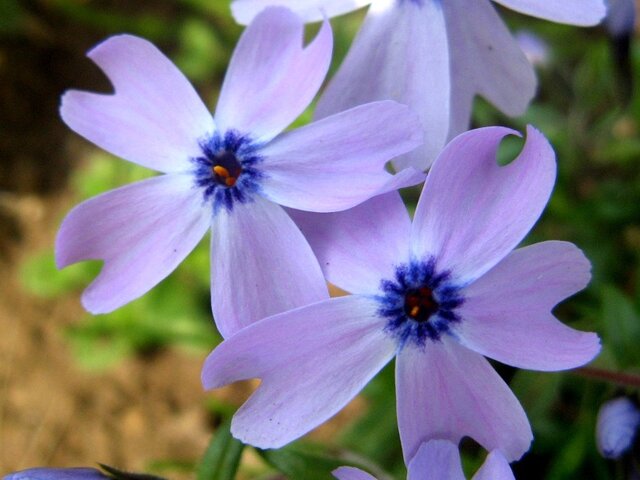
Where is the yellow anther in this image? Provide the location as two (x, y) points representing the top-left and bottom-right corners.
(213, 165), (230, 178)
(410, 306), (420, 317)
(225, 177), (237, 187)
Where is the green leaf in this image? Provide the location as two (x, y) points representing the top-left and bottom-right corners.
(600, 285), (640, 369)
(258, 446), (348, 480)
(197, 420), (245, 480)
(99, 464), (167, 480)
(20, 252), (100, 298)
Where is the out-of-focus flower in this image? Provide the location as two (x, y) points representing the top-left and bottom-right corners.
(597, 397), (640, 459)
(514, 30), (550, 67)
(606, 0), (636, 104)
(3, 468), (108, 480)
(56, 7), (424, 338)
(606, 0), (636, 37)
(333, 440), (514, 480)
(3, 465), (166, 480)
(231, 0), (606, 170)
(202, 126), (600, 460)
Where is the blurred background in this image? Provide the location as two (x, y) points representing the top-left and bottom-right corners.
(0, 1), (639, 479)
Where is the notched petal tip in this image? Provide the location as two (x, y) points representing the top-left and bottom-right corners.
(86, 33), (148, 60)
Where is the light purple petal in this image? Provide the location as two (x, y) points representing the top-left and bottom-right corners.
(332, 467), (378, 480)
(443, 0), (536, 138)
(56, 174), (210, 314)
(472, 451), (515, 480)
(60, 35), (214, 173)
(215, 7), (332, 143)
(596, 397), (640, 459)
(4, 468), (107, 480)
(259, 101), (424, 212)
(288, 192), (412, 295)
(492, 0), (607, 26)
(316, 0), (449, 170)
(456, 241), (600, 371)
(411, 126), (556, 285)
(232, 0), (373, 24)
(210, 197), (329, 338)
(202, 295), (396, 448)
(395, 339), (532, 463)
(408, 440), (465, 480)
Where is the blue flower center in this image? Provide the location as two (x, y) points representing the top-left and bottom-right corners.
(377, 258), (464, 349)
(192, 130), (264, 213)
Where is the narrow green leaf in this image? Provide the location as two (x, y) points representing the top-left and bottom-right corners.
(99, 464), (167, 480)
(197, 420), (245, 480)
(258, 446), (349, 480)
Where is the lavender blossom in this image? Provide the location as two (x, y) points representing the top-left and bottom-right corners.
(55, 7), (424, 337)
(231, 0), (606, 170)
(3, 469), (108, 480)
(202, 126), (600, 461)
(333, 440), (514, 480)
(596, 397), (640, 459)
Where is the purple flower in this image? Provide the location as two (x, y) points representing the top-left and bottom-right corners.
(55, 7), (424, 337)
(3, 468), (107, 480)
(606, 0), (636, 38)
(201, 126), (600, 460)
(231, 0), (606, 170)
(333, 440), (514, 480)
(514, 31), (550, 67)
(596, 397), (640, 459)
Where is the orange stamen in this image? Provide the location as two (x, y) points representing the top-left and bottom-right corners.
(410, 306), (420, 317)
(213, 165), (230, 178)
(225, 177), (237, 187)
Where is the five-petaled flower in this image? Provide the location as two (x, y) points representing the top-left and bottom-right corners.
(333, 440), (514, 480)
(201, 126), (600, 461)
(232, 0), (606, 170)
(55, 7), (425, 337)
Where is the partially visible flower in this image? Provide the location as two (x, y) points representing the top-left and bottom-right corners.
(333, 440), (514, 480)
(56, 7), (424, 337)
(514, 31), (550, 67)
(231, 0), (606, 170)
(3, 466), (165, 480)
(606, 0), (636, 37)
(597, 397), (640, 459)
(3, 468), (107, 480)
(202, 126), (600, 459)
